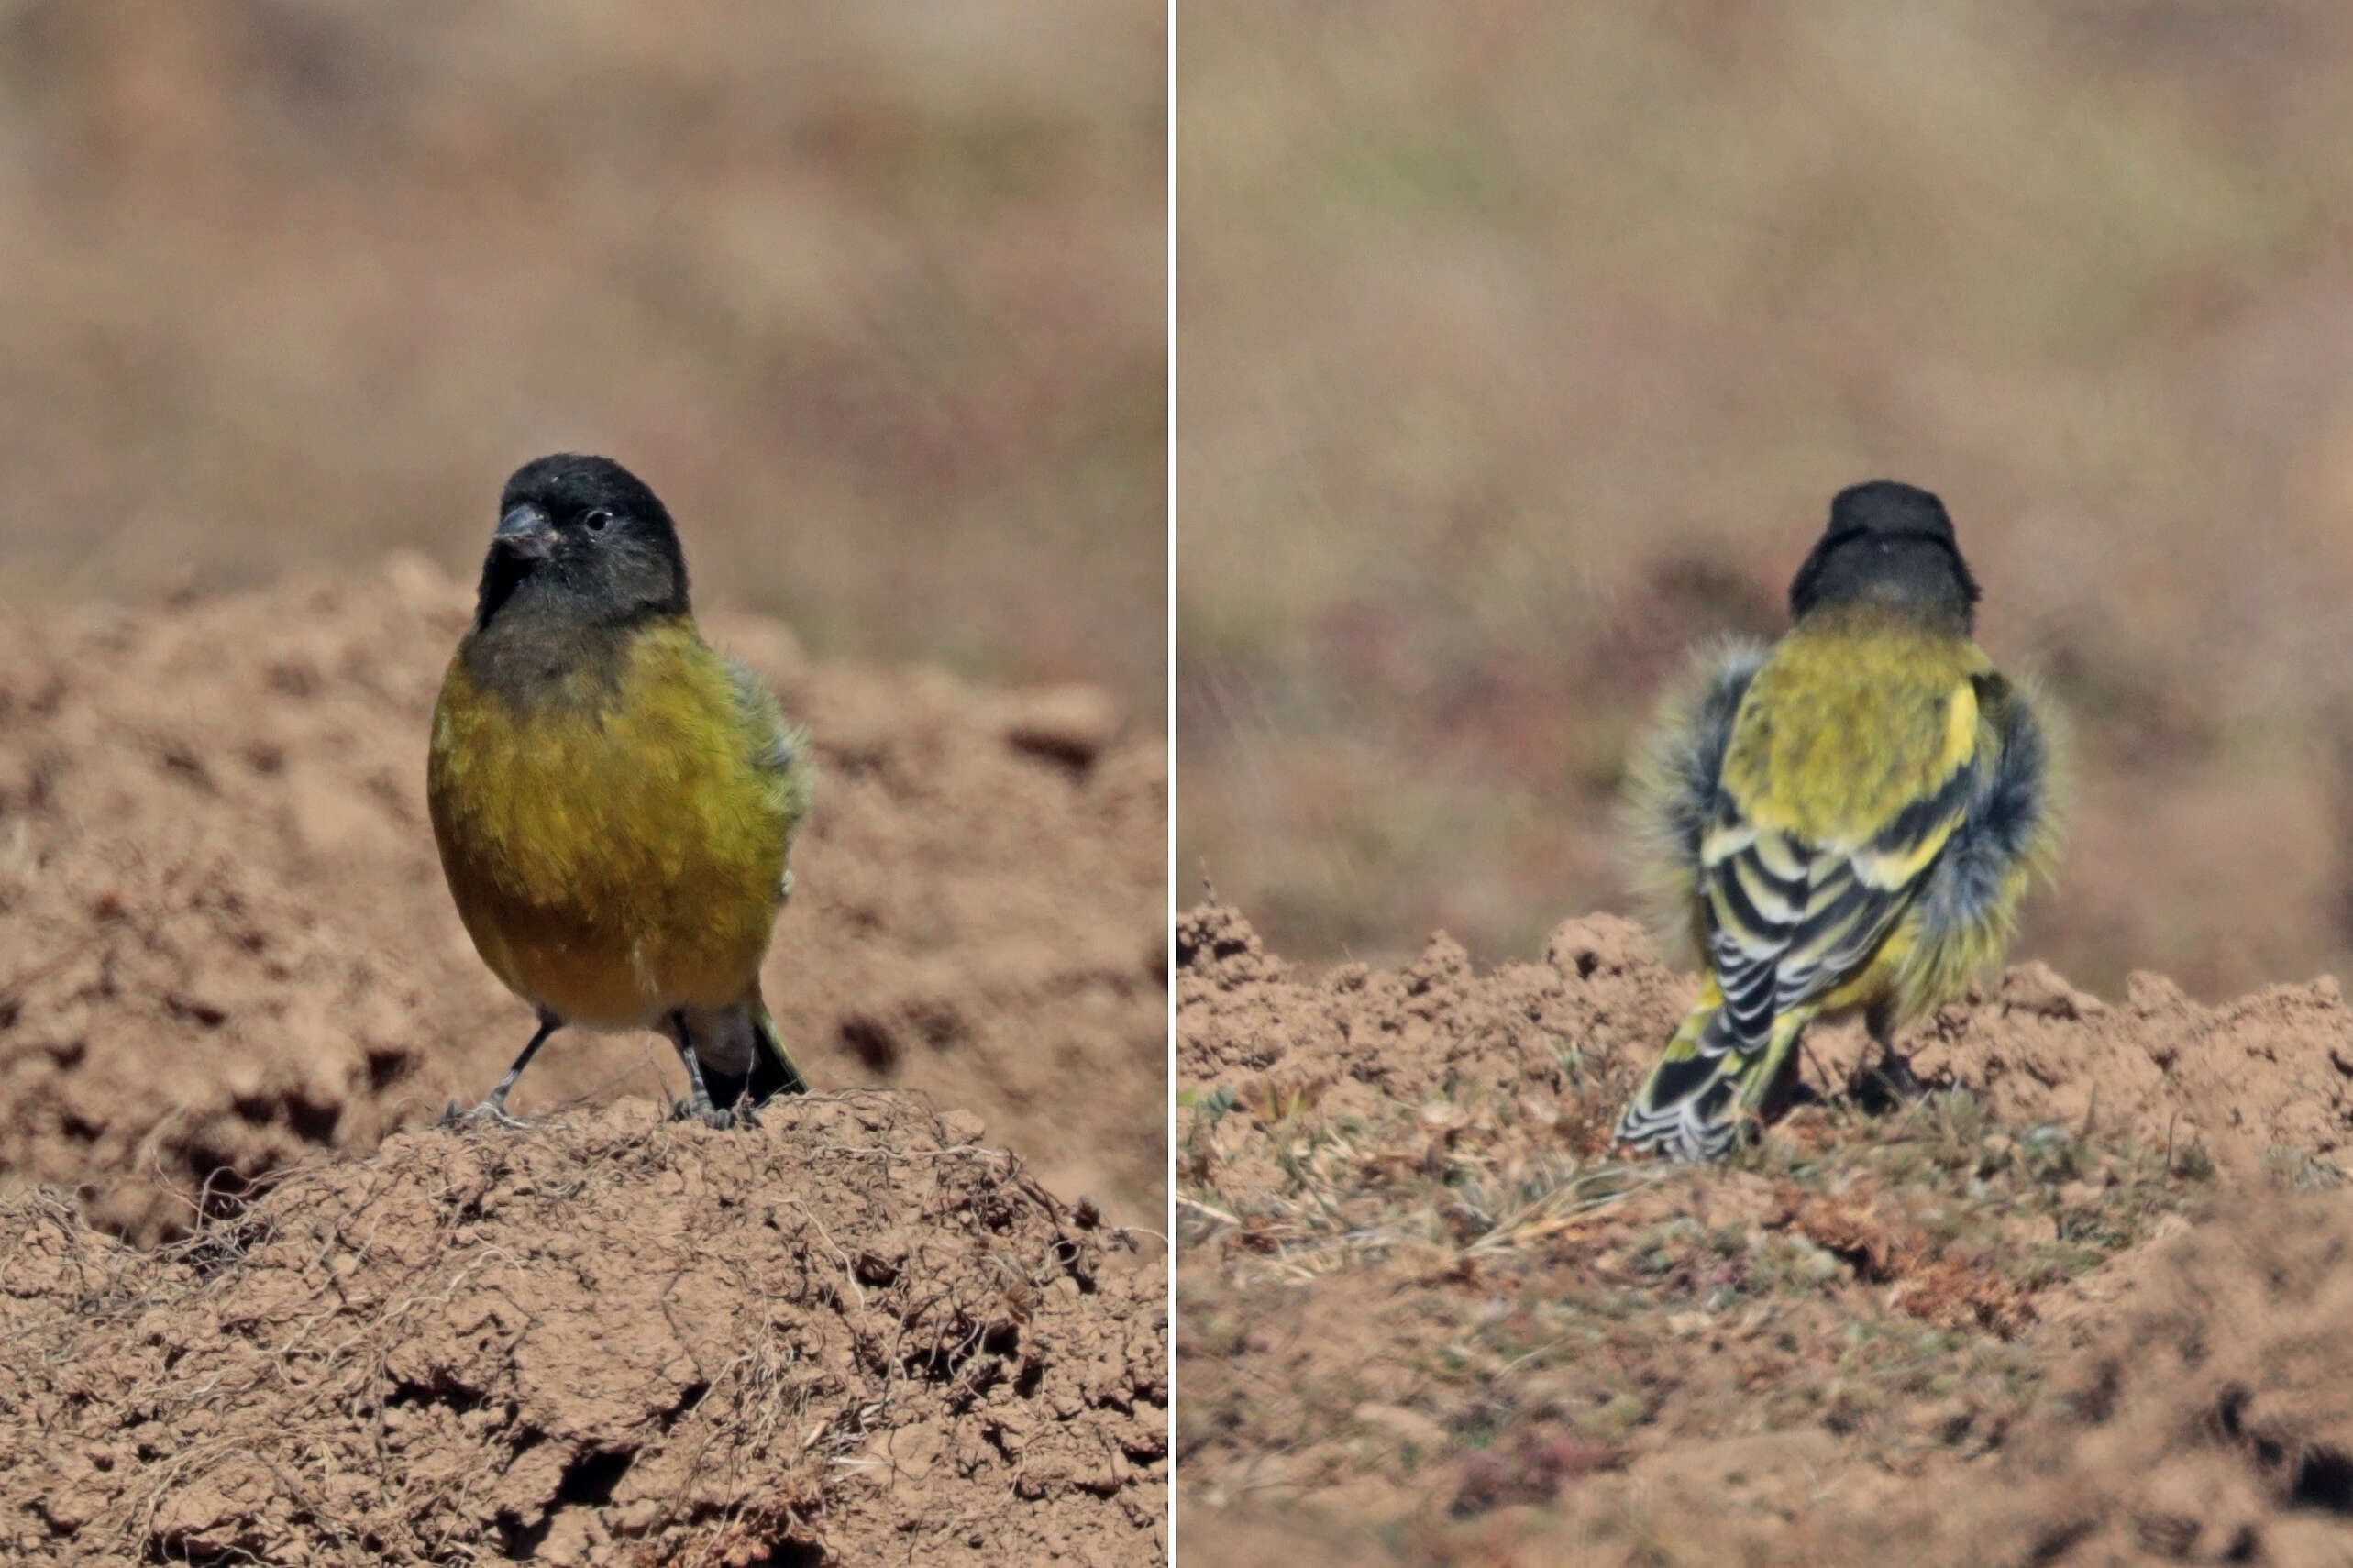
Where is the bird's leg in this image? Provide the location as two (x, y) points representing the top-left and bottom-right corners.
(1862, 1003), (1924, 1103)
(442, 1010), (561, 1128)
(666, 1010), (738, 1130)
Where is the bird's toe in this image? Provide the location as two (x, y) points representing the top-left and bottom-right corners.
(440, 1099), (527, 1131)
(670, 1097), (737, 1130)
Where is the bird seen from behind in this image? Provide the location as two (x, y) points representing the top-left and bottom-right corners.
(1615, 480), (2061, 1162)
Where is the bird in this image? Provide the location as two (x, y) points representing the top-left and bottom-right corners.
(426, 453), (812, 1128)
(1614, 480), (2061, 1162)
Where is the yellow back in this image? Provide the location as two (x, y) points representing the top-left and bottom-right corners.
(1720, 608), (1987, 848)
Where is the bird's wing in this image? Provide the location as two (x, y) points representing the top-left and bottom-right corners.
(1699, 691), (1982, 1045)
(1645, 641), (1769, 875)
(723, 657), (801, 779)
(1620, 639), (1771, 955)
(1914, 671), (2059, 947)
(722, 657), (812, 900)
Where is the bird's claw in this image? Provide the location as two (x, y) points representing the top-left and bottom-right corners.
(669, 1097), (757, 1131)
(439, 1099), (527, 1130)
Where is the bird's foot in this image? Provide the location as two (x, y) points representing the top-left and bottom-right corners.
(669, 1097), (759, 1131)
(1850, 1051), (1927, 1113)
(439, 1098), (527, 1130)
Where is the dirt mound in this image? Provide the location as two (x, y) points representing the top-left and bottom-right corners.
(1176, 902), (2353, 1566)
(0, 1095), (1166, 1565)
(1176, 902), (2353, 1176)
(0, 564), (1165, 1244)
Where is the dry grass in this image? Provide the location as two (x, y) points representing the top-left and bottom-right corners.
(1176, 1056), (2214, 1549)
(1173, 908), (2353, 1564)
(1178, 0), (2353, 994)
(1181, 1071), (2202, 1301)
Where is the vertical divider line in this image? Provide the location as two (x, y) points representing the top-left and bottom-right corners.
(1163, 0), (1181, 1557)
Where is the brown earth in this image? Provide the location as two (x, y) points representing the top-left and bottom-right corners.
(0, 1097), (1167, 1565)
(0, 564), (1165, 1249)
(0, 569), (1168, 1562)
(1176, 902), (2353, 1566)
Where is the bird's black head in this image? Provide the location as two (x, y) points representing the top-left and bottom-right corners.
(1786, 480), (1980, 633)
(474, 453), (690, 632)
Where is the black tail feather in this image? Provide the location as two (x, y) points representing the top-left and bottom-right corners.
(701, 1006), (809, 1113)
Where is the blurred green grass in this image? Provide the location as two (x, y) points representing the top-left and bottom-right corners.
(1179, 0), (2353, 997)
(0, 0), (1165, 712)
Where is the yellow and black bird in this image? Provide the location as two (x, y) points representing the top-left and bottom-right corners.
(427, 453), (812, 1127)
(1615, 480), (2060, 1162)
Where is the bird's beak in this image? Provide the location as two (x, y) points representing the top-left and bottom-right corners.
(492, 502), (556, 561)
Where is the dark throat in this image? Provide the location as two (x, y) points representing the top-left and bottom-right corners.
(461, 582), (674, 714)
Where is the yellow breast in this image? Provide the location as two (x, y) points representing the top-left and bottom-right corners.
(426, 618), (792, 1029)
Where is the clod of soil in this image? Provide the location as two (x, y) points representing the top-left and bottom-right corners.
(0, 1096), (1167, 1565)
(1958, 1190), (2353, 1566)
(0, 562), (1166, 1243)
(1176, 901), (2353, 1566)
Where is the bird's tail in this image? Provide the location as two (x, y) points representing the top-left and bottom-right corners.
(1615, 982), (1808, 1163)
(693, 992), (811, 1112)
(744, 997), (811, 1102)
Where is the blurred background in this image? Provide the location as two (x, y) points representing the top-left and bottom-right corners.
(0, 0), (1165, 710)
(1179, 0), (2353, 1000)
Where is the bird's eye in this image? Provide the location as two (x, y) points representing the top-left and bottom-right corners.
(583, 508), (613, 533)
